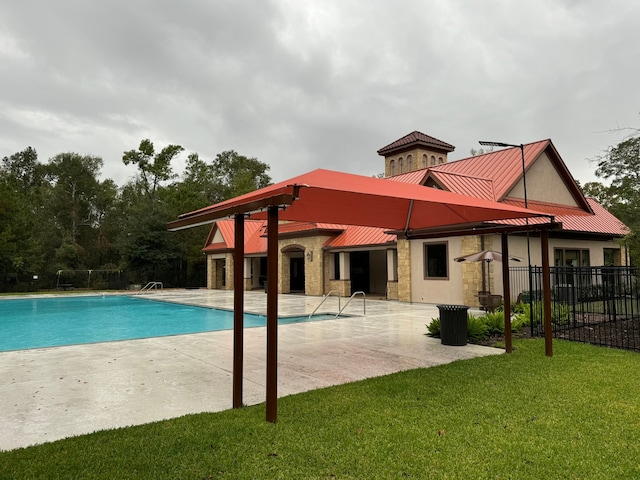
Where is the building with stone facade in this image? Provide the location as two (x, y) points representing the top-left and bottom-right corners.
(201, 131), (628, 307)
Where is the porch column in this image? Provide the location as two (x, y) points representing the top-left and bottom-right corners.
(244, 257), (252, 290)
(233, 214), (245, 409)
(387, 249), (398, 281)
(501, 233), (512, 353)
(339, 252), (350, 280)
(541, 229), (553, 357)
(266, 206), (279, 422)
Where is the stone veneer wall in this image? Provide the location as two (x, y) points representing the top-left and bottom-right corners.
(384, 147), (449, 177)
(327, 279), (351, 297)
(207, 256), (215, 289)
(279, 235), (332, 296)
(224, 253), (234, 290)
(460, 235), (492, 306)
(396, 239), (412, 302)
(207, 256), (228, 289)
(386, 280), (398, 300)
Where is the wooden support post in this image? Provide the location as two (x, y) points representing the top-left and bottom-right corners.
(501, 233), (512, 353)
(541, 229), (553, 357)
(233, 214), (245, 408)
(266, 206), (279, 422)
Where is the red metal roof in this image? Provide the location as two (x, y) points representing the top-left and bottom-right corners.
(276, 222), (344, 235)
(202, 220), (394, 254)
(202, 219), (267, 254)
(386, 169), (429, 184)
(427, 172), (496, 201)
(377, 131), (455, 155)
(428, 140), (549, 201)
(500, 198), (628, 236)
(173, 169), (545, 233)
(192, 139), (628, 254)
(325, 226), (396, 249)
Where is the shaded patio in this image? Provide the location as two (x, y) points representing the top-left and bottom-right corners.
(168, 168), (557, 422)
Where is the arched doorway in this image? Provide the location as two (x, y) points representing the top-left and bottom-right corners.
(282, 246), (305, 293)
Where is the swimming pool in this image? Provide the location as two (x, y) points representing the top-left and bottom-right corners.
(0, 295), (327, 352)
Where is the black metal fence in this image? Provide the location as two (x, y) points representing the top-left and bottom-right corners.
(510, 266), (640, 351)
(0, 270), (130, 293)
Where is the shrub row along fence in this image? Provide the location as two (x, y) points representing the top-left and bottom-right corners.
(510, 266), (640, 351)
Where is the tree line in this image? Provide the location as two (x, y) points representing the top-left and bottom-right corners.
(583, 133), (640, 264)
(0, 140), (271, 292)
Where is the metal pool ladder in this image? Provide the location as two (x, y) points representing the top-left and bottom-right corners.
(309, 290), (341, 318)
(138, 281), (163, 294)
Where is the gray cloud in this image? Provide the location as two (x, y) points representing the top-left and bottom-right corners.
(1, 0), (639, 189)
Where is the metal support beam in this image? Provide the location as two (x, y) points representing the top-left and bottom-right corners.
(501, 233), (512, 353)
(541, 229), (553, 356)
(266, 206), (279, 422)
(233, 214), (245, 408)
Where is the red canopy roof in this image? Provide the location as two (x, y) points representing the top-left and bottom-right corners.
(169, 168), (549, 232)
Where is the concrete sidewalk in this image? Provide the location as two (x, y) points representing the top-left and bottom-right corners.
(0, 290), (501, 451)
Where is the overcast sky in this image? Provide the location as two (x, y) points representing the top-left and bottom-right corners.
(1, 1), (639, 189)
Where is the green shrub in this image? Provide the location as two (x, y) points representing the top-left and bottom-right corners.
(529, 301), (572, 326)
(467, 314), (489, 341)
(510, 313), (528, 331)
(480, 310), (505, 335)
(512, 302), (531, 327)
(552, 303), (571, 325)
(426, 314), (490, 341)
(426, 318), (440, 337)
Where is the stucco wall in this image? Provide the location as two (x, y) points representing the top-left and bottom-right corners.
(408, 233), (625, 306)
(410, 236), (465, 305)
(509, 152), (578, 206)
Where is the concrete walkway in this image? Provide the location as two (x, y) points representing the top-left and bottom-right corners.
(0, 290), (501, 451)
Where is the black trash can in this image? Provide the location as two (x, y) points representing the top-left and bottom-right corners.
(437, 304), (469, 346)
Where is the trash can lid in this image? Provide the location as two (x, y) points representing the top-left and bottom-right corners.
(437, 304), (469, 310)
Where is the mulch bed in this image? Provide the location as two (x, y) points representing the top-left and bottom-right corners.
(473, 316), (640, 352)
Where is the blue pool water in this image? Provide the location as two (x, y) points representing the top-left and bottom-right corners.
(0, 295), (323, 352)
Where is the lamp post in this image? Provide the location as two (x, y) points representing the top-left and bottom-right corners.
(478, 141), (533, 328)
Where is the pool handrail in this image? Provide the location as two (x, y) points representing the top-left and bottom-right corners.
(309, 290), (341, 318)
(138, 281), (164, 294)
(336, 291), (365, 318)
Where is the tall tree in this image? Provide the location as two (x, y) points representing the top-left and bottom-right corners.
(0, 148), (49, 289)
(46, 153), (104, 247)
(122, 139), (183, 199)
(591, 135), (640, 262)
(117, 139), (186, 285)
(211, 150), (271, 202)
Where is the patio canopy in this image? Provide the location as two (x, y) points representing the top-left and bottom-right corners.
(167, 167), (555, 423)
(167, 168), (551, 232)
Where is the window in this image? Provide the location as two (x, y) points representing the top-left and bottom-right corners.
(424, 242), (448, 278)
(554, 248), (590, 286)
(389, 159), (395, 175)
(333, 253), (340, 280)
(430, 155), (436, 166)
(438, 156), (444, 164)
(603, 248), (620, 266)
(554, 248), (590, 267)
(398, 157), (404, 173)
(422, 154), (428, 168)
(407, 155), (413, 171)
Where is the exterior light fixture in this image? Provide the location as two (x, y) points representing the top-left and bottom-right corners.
(479, 140), (533, 327)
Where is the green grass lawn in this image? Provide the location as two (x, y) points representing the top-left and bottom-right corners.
(2, 339), (640, 479)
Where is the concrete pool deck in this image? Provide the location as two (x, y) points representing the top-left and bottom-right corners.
(0, 290), (502, 451)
